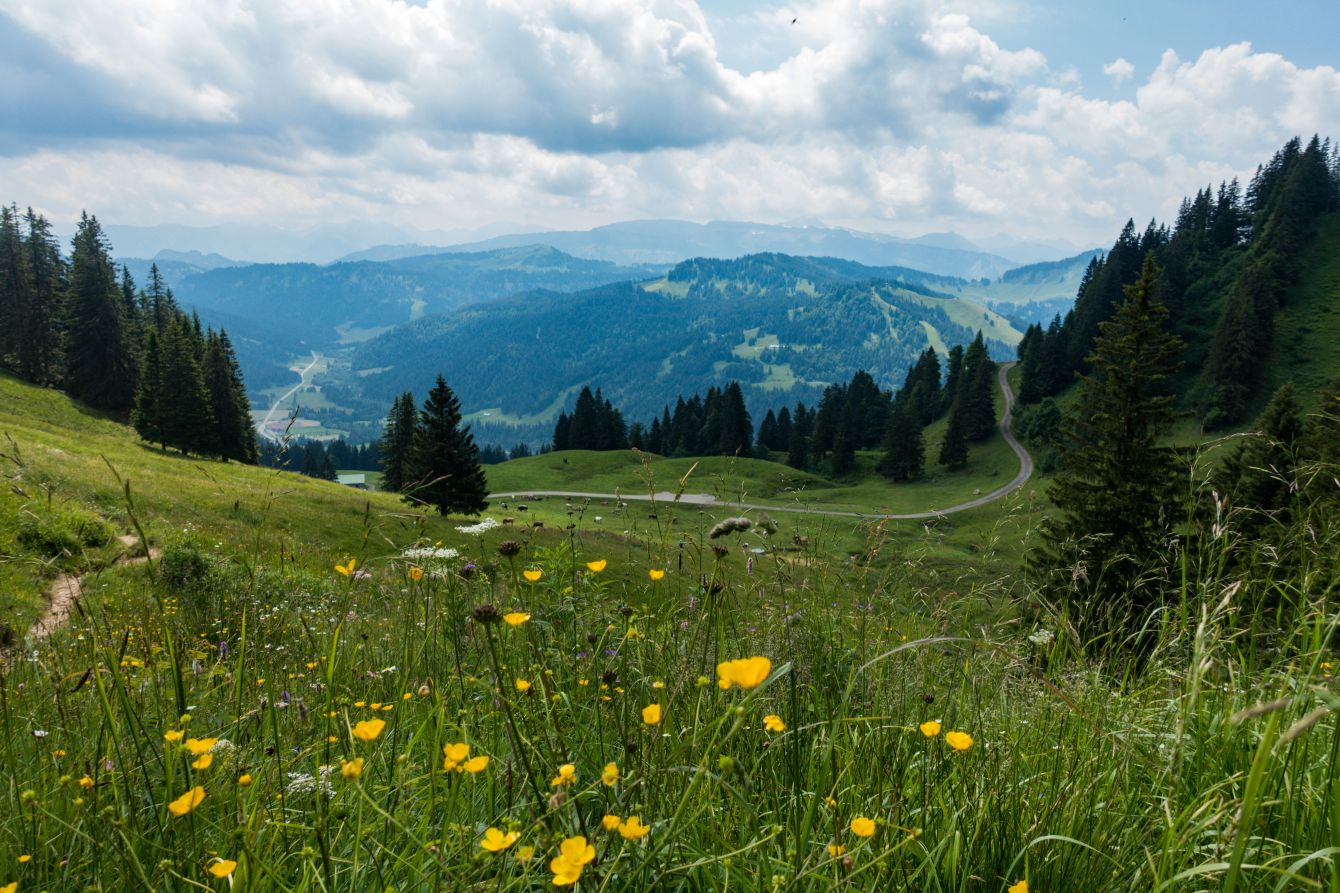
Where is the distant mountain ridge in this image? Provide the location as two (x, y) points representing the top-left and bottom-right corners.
(399, 219), (1020, 279)
(346, 252), (1025, 440)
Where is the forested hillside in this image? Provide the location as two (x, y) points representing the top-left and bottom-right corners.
(350, 253), (1018, 429)
(1018, 136), (1340, 427)
(163, 245), (664, 348)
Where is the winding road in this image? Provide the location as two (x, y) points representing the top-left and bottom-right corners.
(258, 351), (321, 442)
(491, 362), (1034, 521)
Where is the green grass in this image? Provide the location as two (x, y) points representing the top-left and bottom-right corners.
(2, 371), (1338, 891)
(490, 387), (1021, 519)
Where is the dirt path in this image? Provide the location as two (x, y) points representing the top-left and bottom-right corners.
(14, 535), (162, 652)
(258, 350), (321, 442)
(491, 362), (1033, 522)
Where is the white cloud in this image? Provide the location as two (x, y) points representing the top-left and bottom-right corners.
(1103, 57), (1135, 84)
(0, 1), (1336, 247)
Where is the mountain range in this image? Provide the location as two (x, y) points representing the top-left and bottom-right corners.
(106, 218), (1091, 275)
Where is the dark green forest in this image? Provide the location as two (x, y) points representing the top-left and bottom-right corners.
(0, 207), (256, 463)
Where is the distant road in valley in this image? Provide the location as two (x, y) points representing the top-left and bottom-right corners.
(491, 362), (1034, 521)
(258, 351), (321, 442)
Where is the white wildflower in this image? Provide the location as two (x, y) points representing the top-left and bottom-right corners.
(1028, 628), (1055, 647)
(401, 546), (460, 561)
(455, 518), (501, 536)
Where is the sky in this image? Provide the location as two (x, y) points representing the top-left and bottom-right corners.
(1, 0), (1337, 248)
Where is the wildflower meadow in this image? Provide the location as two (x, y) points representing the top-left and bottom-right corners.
(1, 485), (1338, 892)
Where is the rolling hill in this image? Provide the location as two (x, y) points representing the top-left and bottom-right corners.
(347, 253), (1024, 440)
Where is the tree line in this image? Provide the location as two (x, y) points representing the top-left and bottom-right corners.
(1017, 135), (1340, 428)
(0, 207), (256, 462)
(259, 437), (382, 481)
(545, 332), (999, 481)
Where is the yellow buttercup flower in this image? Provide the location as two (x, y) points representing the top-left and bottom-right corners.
(480, 827), (520, 852)
(648, 569), (665, 581)
(238, 774), (252, 787)
(443, 742), (470, 768)
(78, 775), (94, 790)
(717, 656), (772, 690)
(516, 846), (535, 862)
(550, 763), (577, 786)
(17, 855), (30, 864)
(586, 559), (607, 573)
(617, 815), (651, 840)
(192, 753), (213, 770)
(341, 757), (364, 780)
(515, 678), (532, 692)
(601, 761), (619, 785)
(945, 731), (973, 751)
(168, 786), (206, 817)
(919, 720), (942, 737)
(185, 737), (217, 756)
(550, 836), (595, 886)
(1008, 881), (1028, 893)
(352, 719), (386, 741)
(827, 844), (846, 857)
(462, 755), (490, 773)
(602, 813), (621, 831)
(850, 816), (876, 838)
(408, 566), (424, 581)
(763, 714), (786, 733)
(1, 883), (15, 893)
(642, 703), (662, 725)
(503, 612), (531, 627)
(335, 558), (357, 576)
(523, 569), (543, 582)
(164, 730), (184, 744)
(208, 859), (237, 878)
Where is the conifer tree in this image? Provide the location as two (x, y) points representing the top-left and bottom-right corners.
(203, 330), (258, 463)
(878, 400), (925, 481)
(157, 317), (214, 455)
(63, 213), (137, 411)
(716, 382), (752, 455)
(21, 208), (65, 385)
(787, 403), (811, 470)
(0, 205), (30, 375)
(132, 330), (166, 448)
(960, 333), (997, 441)
(402, 376), (489, 517)
(1033, 254), (1184, 631)
(938, 399), (969, 470)
(941, 344), (965, 415)
(379, 392), (417, 492)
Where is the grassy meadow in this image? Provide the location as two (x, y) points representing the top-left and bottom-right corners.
(1, 373), (1338, 891)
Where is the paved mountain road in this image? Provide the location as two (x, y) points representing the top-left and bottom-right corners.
(491, 362), (1034, 522)
(258, 351), (321, 441)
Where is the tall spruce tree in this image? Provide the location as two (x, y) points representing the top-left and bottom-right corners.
(1033, 254), (1184, 631)
(132, 330), (166, 448)
(63, 213), (135, 411)
(379, 391), (418, 492)
(21, 208), (65, 385)
(960, 333), (998, 441)
(716, 382), (753, 455)
(157, 317), (214, 455)
(203, 330), (258, 463)
(878, 400), (925, 481)
(0, 205), (30, 375)
(402, 376), (489, 517)
(787, 403), (811, 470)
(938, 399), (968, 470)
